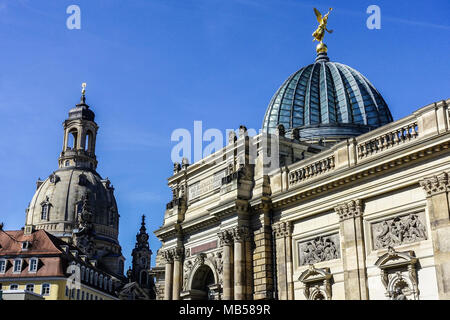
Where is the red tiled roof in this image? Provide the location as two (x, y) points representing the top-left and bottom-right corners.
(0, 230), (65, 278)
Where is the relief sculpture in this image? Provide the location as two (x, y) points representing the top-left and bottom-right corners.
(373, 213), (427, 249)
(299, 234), (340, 265)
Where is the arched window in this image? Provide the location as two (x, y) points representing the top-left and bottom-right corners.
(85, 131), (94, 152)
(104, 277), (108, 290)
(94, 272), (98, 286)
(99, 274), (103, 289)
(41, 204), (50, 220)
(108, 279), (113, 292)
(68, 129), (78, 150)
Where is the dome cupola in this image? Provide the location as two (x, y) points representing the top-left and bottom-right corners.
(262, 7), (393, 143)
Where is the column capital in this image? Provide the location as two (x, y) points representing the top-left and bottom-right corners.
(272, 221), (293, 239)
(231, 226), (249, 242)
(218, 229), (234, 246)
(162, 249), (174, 264)
(334, 199), (364, 221)
(172, 247), (184, 261)
(420, 172), (449, 197)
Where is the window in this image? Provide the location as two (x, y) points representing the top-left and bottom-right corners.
(104, 277), (108, 291)
(0, 260), (6, 273)
(29, 258), (38, 272)
(81, 266), (85, 281)
(71, 288), (75, 299)
(25, 284), (34, 292)
(13, 259), (22, 273)
(94, 272), (98, 286)
(65, 286), (69, 297)
(41, 204), (49, 220)
(81, 291), (85, 300)
(10, 284), (18, 290)
(41, 283), (50, 296)
(99, 275), (103, 289)
(22, 241), (32, 250)
(65, 160), (70, 167)
(76, 289), (80, 300)
(90, 270), (94, 284)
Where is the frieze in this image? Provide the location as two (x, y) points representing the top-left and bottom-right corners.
(188, 170), (226, 200)
(372, 212), (427, 250)
(298, 234), (340, 266)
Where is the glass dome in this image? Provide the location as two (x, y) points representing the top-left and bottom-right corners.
(262, 52), (393, 142)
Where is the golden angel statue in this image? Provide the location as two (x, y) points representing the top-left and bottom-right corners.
(312, 7), (333, 43)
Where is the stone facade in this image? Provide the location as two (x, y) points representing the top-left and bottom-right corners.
(155, 98), (450, 300)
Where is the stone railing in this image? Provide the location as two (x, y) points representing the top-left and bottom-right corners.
(288, 155), (335, 186)
(357, 120), (419, 160)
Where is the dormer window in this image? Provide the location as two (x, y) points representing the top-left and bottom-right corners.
(29, 258), (38, 272)
(13, 259), (22, 273)
(22, 241), (32, 251)
(0, 259), (6, 273)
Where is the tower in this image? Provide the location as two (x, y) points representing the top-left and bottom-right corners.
(59, 83), (98, 170)
(130, 215), (155, 297)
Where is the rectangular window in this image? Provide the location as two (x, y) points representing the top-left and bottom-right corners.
(0, 260), (6, 273)
(65, 286), (69, 297)
(29, 258), (38, 272)
(41, 283), (50, 296)
(13, 259), (22, 273)
(41, 205), (48, 220)
(76, 289), (80, 300)
(81, 291), (85, 300)
(25, 284), (34, 292)
(10, 284), (18, 290)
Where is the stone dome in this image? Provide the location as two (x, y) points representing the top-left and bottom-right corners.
(262, 52), (393, 142)
(25, 167), (119, 244)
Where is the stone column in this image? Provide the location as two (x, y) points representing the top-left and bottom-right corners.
(284, 222), (294, 300)
(172, 248), (184, 300)
(163, 250), (174, 300)
(252, 203), (274, 300)
(272, 221), (293, 300)
(218, 229), (234, 300)
(245, 230), (254, 299)
(334, 199), (368, 300)
(420, 172), (450, 299)
(232, 226), (247, 300)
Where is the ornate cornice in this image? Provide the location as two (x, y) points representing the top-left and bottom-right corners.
(334, 199), (364, 221)
(419, 172), (449, 197)
(272, 140), (450, 210)
(272, 221), (293, 239)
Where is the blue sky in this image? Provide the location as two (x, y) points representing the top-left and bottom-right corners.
(0, 0), (448, 269)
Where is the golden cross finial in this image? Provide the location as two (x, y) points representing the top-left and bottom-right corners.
(81, 82), (87, 95)
(312, 7), (333, 53)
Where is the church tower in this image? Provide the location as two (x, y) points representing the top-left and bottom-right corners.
(59, 83), (98, 170)
(130, 215), (155, 296)
(24, 84), (125, 277)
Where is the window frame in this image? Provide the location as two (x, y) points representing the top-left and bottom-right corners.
(13, 259), (23, 273)
(25, 283), (35, 292)
(0, 259), (6, 274)
(28, 257), (38, 273)
(41, 283), (51, 296)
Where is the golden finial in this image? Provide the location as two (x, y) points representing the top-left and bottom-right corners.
(81, 82), (87, 95)
(312, 8), (333, 53)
